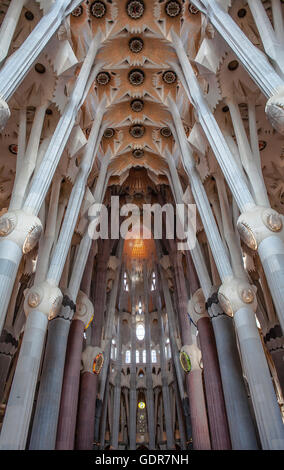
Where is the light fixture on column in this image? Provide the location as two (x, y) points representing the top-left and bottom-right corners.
(0, 213), (15, 237)
(237, 222), (258, 250)
(179, 351), (191, 373)
(126, 0), (145, 19)
(165, 1), (181, 17)
(90, 1), (107, 18)
(241, 288), (255, 304)
(93, 353), (104, 374)
(263, 211), (283, 232)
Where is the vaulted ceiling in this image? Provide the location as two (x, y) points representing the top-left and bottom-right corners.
(0, 0), (283, 216)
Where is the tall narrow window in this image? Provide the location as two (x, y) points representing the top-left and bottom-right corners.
(138, 299), (143, 315)
(151, 272), (156, 291)
(125, 350), (131, 363)
(136, 350), (140, 363)
(123, 272), (129, 291)
(151, 349), (157, 363)
(142, 349), (146, 363)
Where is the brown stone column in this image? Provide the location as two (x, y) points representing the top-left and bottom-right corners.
(75, 371), (97, 449)
(75, 239), (113, 449)
(186, 371), (210, 449)
(55, 319), (85, 450)
(165, 240), (211, 450)
(197, 316), (231, 449)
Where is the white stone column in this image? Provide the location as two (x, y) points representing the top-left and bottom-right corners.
(0, 66), (103, 335)
(190, 0), (284, 134)
(169, 40), (284, 334)
(0, 0), (83, 130)
(165, 153), (258, 449)
(226, 97), (270, 207)
(170, 105), (284, 448)
(10, 102), (49, 211)
(0, 282), (62, 449)
(0, 0), (26, 64)
(247, 0), (284, 75)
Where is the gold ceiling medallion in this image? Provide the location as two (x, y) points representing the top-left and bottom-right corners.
(128, 69), (145, 86)
(71, 6), (83, 17)
(131, 99), (144, 112)
(160, 127), (172, 137)
(90, 1), (107, 18)
(126, 0), (145, 20)
(96, 71), (111, 85)
(162, 70), (177, 84)
(104, 128), (115, 139)
(130, 124), (145, 138)
(165, 1), (181, 17)
(133, 148), (144, 158)
(129, 37), (144, 53)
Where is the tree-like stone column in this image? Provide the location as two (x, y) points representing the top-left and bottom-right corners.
(0, 0), (26, 64)
(190, 291), (231, 449)
(166, 148), (258, 449)
(171, 120), (284, 448)
(110, 314), (123, 449)
(0, 34), (102, 335)
(56, 292), (94, 450)
(143, 264), (155, 450)
(189, 0), (284, 134)
(0, 281), (62, 449)
(29, 295), (76, 450)
(75, 345), (103, 450)
(155, 289), (175, 450)
(0, 0), (83, 130)
(168, 72), (284, 338)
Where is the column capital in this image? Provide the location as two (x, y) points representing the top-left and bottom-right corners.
(188, 288), (208, 324)
(74, 290), (94, 329)
(0, 210), (42, 253)
(237, 205), (284, 251)
(265, 86), (284, 135)
(218, 277), (257, 317)
(24, 281), (63, 320)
